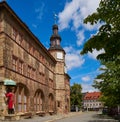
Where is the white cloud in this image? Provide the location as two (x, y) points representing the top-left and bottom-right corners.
(64, 46), (85, 71)
(35, 2), (45, 20)
(76, 30), (85, 46)
(83, 22), (101, 31)
(72, 10), (82, 30)
(81, 83), (98, 93)
(58, 0), (100, 30)
(32, 24), (37, 28)
(71, 69), (100, 92)
(72, 69), (99, 80)
(95, 79), (103, 83)
(58, 0), (81, 30)
(81, 76), (90, 82)
(32, 3), (45, 28)
(88, 49), (105, 60)
(58, 0), (101, 46)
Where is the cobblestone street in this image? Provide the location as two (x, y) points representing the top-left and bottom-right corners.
(0, 111), (119, 122)
(54, 112), (119, 122)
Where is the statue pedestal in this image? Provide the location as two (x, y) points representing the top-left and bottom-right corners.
(4, 114), (20, 121)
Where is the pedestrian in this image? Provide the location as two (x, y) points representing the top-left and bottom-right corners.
(6, 88), (15, 114)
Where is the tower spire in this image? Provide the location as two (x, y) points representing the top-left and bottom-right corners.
(49, 24), (63, 51)
(54, 13), (57, 24)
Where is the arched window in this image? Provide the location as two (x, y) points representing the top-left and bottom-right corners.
(15, 83), (29, 113)
(48, 93), (54, 111)
(34, 90), (44, 111)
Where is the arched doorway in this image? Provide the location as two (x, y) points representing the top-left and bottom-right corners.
(34, 89), (44, 112)
(48, 93), (54, 112)
(15, 83), (29, 113)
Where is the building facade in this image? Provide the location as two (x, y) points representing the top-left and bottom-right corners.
(83, 92), (103, 111)
(0, 1), (70, 119)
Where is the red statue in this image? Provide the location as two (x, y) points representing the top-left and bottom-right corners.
(6, 88), (15, 114)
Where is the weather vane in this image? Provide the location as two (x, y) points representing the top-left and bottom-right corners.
(53, 12), (58, 24)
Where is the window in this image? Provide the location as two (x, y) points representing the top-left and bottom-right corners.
(27, 66), (36, 79)
(39, 63), (45, 83)
(32, 68), (36, 79)
(34, 90), (44, 111)
(12, 56), (24, 73)
(12, 56), (18, 71)
(29, 44), (33, 55)
(18, 90), (27, 112)
(33, 48), (35, 56)
(56, 39), (60, 45)
(12, 27), (17, 40)
(41, 56), (44, 63)
(18, 94), (22, 112)
(19, 60), (23, 74)
(27, 66), (31, 77)
(42, 74), (45, 82)
(49, 93), (54, 111)
(16, 84), (29, 112)
(18, 33), (23, 45)
(49, 78), (53, 88)
(39, 72), (42, 82)
(57, 101), (61, 107)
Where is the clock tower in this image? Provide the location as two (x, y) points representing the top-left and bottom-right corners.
(49, 24), (65, 64)
(49, 24), (65, 60)
(48, 24), (69, 114)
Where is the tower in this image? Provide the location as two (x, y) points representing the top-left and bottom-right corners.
(48, 24), (66, 113)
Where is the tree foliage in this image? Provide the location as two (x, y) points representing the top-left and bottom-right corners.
(70, 83), (82, 108)
(80, 0), (120, 107)
(93, 60), (120, 106)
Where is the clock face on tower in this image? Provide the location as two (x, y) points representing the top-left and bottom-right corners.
(57, 52), (63, 59)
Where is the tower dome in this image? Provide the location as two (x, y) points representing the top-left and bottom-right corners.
(49, 24), (63, 50)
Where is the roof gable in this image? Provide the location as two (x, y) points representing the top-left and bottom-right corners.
(84, 92), (101, 100)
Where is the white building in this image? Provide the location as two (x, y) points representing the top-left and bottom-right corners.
(83, 92), (103, 111)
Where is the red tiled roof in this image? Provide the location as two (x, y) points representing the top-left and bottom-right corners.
(84, 92), (101, 100)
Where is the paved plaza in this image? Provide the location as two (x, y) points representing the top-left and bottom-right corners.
(0, 111), (119, 122)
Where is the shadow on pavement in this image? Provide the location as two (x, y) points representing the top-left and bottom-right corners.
(88, 113), (119, 122)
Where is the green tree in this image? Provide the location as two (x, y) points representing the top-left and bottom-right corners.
(80, 0), (120, 107)
(93, 61), (120, 107)
(70, 83), (82, 108)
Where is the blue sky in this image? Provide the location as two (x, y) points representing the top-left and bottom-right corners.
(3, 0), (104, 92)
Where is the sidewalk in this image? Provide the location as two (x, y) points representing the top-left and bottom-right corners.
(27, 112), (82, 122)
(43, 112), (82, 122)
(0, 112), (119, 122)
(0, 112), (82, 122)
